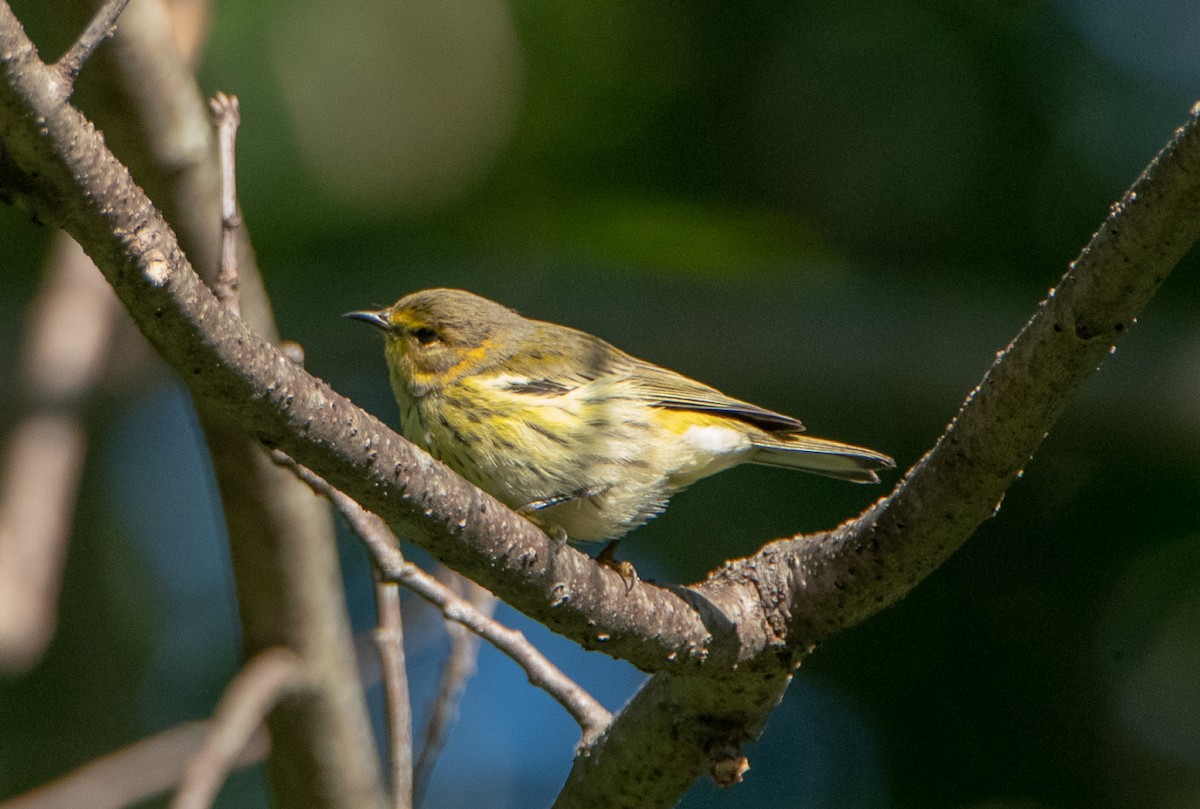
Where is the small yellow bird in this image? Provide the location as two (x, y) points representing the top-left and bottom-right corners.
(348, 288), (893, 549)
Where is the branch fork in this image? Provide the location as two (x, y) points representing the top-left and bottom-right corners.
(51, 0), (133, 95)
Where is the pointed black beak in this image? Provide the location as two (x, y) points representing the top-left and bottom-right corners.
(344, 309), (392, 332)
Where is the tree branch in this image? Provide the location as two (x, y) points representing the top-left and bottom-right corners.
(372, 570), (414, 809)
(207, 90), (241, 315)
(413, 569), (492, 806)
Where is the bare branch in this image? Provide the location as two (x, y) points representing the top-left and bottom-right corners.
(372, 570), (414, 809)
(208, 91), (241, 315)
(172, 648), (304, 809)
(413, 569), (493, 806)
(270, 448), (416, 804)
(392, 559), (613, 746)
(52, 0), (133, 90)
(0, 721), (267, 809)
(275, 454), (614, 745)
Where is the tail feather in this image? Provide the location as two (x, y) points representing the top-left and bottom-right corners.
(749, 434), (895, 483)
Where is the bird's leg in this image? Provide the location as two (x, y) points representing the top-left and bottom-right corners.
(596, 540), (621, 566)
(517, 487), (636, 586)
(595, 540), (638, 590)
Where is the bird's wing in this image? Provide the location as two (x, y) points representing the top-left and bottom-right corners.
(626, 358), (805, 433)
(501, 327), (624, 391)
(506, 327), (806, 433)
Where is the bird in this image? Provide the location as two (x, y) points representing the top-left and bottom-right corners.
(347, 288), (893, 556)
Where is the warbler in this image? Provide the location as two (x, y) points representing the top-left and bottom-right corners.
(347, 288), (893, 548)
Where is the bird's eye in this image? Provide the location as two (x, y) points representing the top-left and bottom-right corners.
(412, 327), (439, 345)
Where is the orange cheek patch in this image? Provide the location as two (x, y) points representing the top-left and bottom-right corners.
(392, 337), (499, 390)
(444, 339), (496, 377)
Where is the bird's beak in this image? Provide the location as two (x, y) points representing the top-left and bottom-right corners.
(344, 309), (392, 332)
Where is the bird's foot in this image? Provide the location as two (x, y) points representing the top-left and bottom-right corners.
(596, 540), (638, 591)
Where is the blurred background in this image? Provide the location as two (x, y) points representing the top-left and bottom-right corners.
(2, 0), (1200, 807)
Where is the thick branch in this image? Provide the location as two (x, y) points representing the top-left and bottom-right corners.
(554, 663), (786, 809)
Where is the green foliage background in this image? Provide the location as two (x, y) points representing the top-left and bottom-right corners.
(2, 1), (1199, 807)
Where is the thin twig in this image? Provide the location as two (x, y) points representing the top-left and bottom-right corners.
(53, 0), (133, 90)
(171, 648), (304, 809)
(208, 91), (241, 316)
(373, 567), (414, 809)
(402, 561), (611, 745)
(273, 453), (613, 745)
(272, 435), (413, 809)
(413, 569), (496, 807)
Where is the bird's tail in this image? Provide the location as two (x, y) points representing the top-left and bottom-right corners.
(749, 434), (895, 483)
